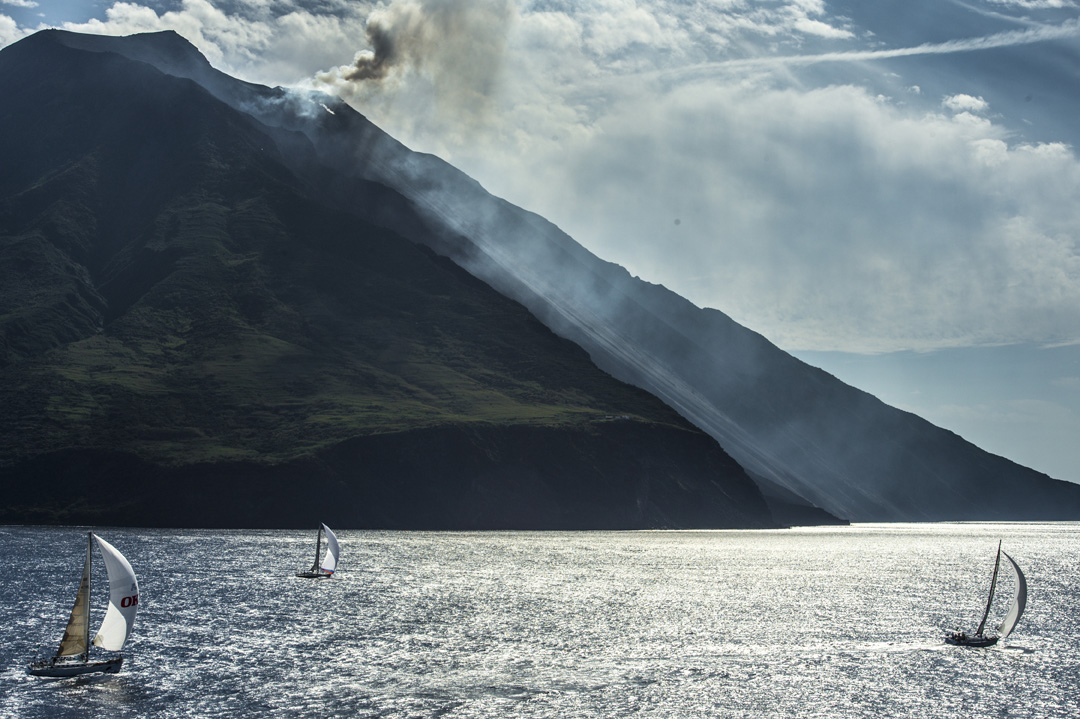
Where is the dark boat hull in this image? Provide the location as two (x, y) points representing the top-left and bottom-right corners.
(296, 570), (333, 578)
(28, 655), (123, 677)
(945, 633), (998, 647)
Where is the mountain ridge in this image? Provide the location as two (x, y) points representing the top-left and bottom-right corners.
(0, 29), (776, 529)
(156, 30), (1080, 523)
(6, 29), (1080, 523)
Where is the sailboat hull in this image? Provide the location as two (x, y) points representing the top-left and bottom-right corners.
(944, 633), (998, 648)
(295, 570), (333, 578)
(27, 655), (123, 677)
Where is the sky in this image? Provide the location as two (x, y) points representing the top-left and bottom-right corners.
(3, 0), (1079, 483)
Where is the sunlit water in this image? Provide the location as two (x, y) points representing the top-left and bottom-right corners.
(1, 523), (1078, 718)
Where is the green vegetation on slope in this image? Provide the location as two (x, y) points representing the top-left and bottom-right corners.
(0, 42), (689, 469)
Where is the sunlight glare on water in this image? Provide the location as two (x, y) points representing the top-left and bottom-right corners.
(1, 523), (1077, 718)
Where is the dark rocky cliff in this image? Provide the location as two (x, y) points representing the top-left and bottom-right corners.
(1, 422), (764, 529)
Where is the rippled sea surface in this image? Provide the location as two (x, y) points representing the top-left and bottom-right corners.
(2, 523), (1078, 718)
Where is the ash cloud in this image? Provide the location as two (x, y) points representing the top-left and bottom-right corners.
(317, 0), (515, 142)
(346, 17), (396, 82)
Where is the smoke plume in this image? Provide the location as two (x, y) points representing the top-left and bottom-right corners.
(317, 0), (515, 144)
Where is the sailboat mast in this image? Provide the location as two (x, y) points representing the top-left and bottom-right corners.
(313, 525), (322, 572)
(975, 540), (1002, 637)
(83, 532), (92, 660)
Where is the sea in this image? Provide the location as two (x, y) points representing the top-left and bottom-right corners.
(1, 522), (1077, 718)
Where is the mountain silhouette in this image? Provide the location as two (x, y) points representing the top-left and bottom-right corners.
(0, 29), (774, 529)
(4, 29), (1079, 524)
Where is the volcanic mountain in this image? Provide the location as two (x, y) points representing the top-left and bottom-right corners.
(4, 29), (1080, 524)
(0, 29), (774, 529)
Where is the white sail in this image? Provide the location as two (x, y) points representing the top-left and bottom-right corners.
(320, 524), (340, 574)
(91, 535), (139, 651)
(997, 551), (1027, 639)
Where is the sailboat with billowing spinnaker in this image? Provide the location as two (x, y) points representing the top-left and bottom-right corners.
(945, 540), (1027, 647)
(27, 532), (139, 677)
(296, 523), (340, 578)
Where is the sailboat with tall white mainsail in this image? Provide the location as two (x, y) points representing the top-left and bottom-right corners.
(28, 532), (139, 677)
(945, 540), (1027, 647)
(296, 523), (340, 578)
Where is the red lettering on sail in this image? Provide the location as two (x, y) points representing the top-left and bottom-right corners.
(120, 594), (139, 608)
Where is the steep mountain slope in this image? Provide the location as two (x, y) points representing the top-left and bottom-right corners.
(9, 29), (1080, 523)
(60, 29), (1079, 523)
(0, 30), (774, 529)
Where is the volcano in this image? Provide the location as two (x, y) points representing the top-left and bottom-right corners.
(3, 29), (1079, 525)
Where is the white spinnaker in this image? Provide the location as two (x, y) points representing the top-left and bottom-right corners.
(997, 551), (1027, 639)
(91, 535), (139, 651)
(321, 524), (340, 574)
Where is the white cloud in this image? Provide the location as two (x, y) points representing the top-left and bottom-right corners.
(793, 17), (852, 38)
(721, 0), (854, 42)
(56, 0), (271, 69)
(580, 0), (682, 58)
(988, 0), (1077, 8)
(943, 93), (989, 113)
(0, 14), (21, 46)
(665, 17), (1080, 76)
(1, 0), (37, 8)
(32, 0), (374, 86)
(245, 10), (367, 84)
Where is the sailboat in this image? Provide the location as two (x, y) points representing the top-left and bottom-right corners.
(28, 532), (139, 677)
(296, 523), (340, 578)
(945, 540), (1027, 647)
